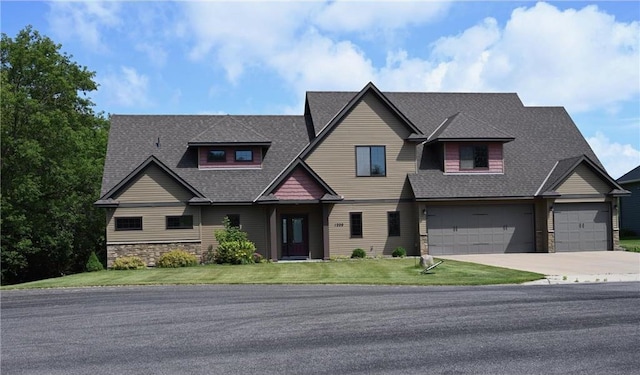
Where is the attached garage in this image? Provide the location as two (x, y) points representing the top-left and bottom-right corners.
(554, 203), (610, 251)
(427, 204), (534, 255)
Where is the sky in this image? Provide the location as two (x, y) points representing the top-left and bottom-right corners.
(2, 0), (639, 179)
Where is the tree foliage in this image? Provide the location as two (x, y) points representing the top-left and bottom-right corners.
(1, 26), (109, 284)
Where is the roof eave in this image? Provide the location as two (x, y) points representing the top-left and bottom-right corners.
(187, 141), (272, 147)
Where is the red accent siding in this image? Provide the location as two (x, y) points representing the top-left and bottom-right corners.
(444, 143), (503, 173)
(274, 168), (326, 200)
(199, 146), (262, 169)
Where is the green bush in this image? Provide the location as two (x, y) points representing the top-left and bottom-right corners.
(253, 252), (265, 263)
(111, 256), (146, 270)
(85, 251), (104, 272)
(203, 244), (216, 265)
(351, 248), (366, 259)
(214, 218), (257, 264)
(156, 249), (199, 268)
(392, 247), (407, 258)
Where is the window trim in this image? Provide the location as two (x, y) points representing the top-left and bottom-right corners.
(207, 150), (226, 162)
(459, 144), (489, 170)
(234, 150), (253, 162)
(350, 212), (363, 238)
(355, 145), (386, 177)
(115, 217), (143, 231)
(387, 211), (401, 237)
(166, 215), (194, 230)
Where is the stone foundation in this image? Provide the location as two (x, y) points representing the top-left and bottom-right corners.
(613, 229), (622, 250)
(547, 232), (556, 253)
(419, 234), (429, 255)
(107, 242), (203, 268)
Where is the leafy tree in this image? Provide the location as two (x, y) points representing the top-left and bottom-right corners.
(1, 26), (109, 284)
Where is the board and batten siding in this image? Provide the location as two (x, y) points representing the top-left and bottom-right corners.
(327, 202), (417, 257)
(200, 206), (268, 257)
(556, 164), (611, 195)
(305, 92), (415, 200)
(444, 143), (503, 173)
(107, 206), (201, 243)
(114, 164), (194, 203)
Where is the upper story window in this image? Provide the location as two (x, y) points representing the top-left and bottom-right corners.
(235, 150), (253, 162)
(207, 150), (226, 162)
(115, 217), (142, 231)
(356, 146), (386, 177)
(460, 145), (488, 170)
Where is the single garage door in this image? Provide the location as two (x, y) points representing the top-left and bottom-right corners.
(554, 203), (610, 251)
(427, 205), (534, 255)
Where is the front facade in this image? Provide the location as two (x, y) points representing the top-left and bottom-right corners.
(617, 166), (640, 236)
(96, 83), (629, 266)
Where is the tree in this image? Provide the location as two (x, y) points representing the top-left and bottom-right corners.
(1, 26), (109, 284)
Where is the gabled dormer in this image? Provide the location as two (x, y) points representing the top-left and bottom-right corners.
(188, 115), (272, 170)
(420, 112), (514, 174)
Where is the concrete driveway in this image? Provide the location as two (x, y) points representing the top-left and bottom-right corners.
(437, 251), (640, 283)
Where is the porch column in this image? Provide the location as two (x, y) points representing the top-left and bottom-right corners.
(547, 200), (556, 253)
(269, 205), (278, 262)
(322, 204), (331, 260)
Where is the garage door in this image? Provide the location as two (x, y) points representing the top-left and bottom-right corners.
(554, 203), (610, 252)
(427, 205), (534, 255)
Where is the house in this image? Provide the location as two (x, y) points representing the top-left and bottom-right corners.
(96, 83), (630, 267)
(617, 166), (640, 236)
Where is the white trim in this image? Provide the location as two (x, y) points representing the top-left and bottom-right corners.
(107, 240), (201, 245)
(535, 161), (559, 196)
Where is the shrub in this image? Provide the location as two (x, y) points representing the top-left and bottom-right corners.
(351, 248), (366, 259)
(156, 249), (199, 268)
(111, 256), (146, 270)
(253, 252), (264, 263)
(203, 244), (216, 265)
(392, 247), (407, 258)
(85, 251), (104, 272)
(213, 218), (257, 264)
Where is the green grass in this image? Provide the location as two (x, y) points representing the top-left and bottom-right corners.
(620, 237), (640, 252)
(2, 258), (544, 289)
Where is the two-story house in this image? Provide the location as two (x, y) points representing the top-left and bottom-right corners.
(96, 83), (629, 267)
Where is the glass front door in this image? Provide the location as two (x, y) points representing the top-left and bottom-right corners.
(282, 215), (308, 257)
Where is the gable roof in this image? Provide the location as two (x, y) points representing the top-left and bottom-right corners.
(100, 115), (308, 203)
(188, 115), (271, 146)
(617, 165), (640, 184)
(424, 112), (514, 143)
(257, 159), (340, 202)
(536, 154), (627, 196)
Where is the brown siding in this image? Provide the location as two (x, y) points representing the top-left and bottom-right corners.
(115, 164), (193, 203)
(556, 164), (611, 195)
(274, 168), (326, 200)
(201, 206), (268, 256)
(327, 202), (417, 257)
(305, 92), (415, 200)
(107, 206), (201, 243)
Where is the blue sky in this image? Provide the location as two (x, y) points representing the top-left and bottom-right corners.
(2, 1), (639, 178)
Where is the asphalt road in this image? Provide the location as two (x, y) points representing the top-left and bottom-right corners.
(2, 283), (639, 375)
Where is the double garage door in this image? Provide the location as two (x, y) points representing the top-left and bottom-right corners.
(554, 203), (610, 252)
(427, 205), (534, 255)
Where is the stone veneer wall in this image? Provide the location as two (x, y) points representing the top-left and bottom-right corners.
(107, 242), (203, 268)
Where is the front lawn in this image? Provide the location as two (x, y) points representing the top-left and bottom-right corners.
(620, 237), (640, 252)
(2, 258), (544, 289)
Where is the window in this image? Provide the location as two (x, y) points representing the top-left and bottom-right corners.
(166, 215), (193, 229)
(460, 145), (488, 170)
(226, 214), (240, 228)
(115, 217), (142, 231)
(235, 150), (253, 162)
(356, 146), (386, 176)
(207, 150), (226, 162)
(388, 211), (400, 237)
(350, 212), (362, 238)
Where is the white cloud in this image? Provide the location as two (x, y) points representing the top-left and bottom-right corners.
(47, 1), (121, 52)
(587, 131), (640, 179)
(98, 66), (151, 108)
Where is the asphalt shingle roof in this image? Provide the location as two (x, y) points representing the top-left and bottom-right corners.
(617, 165), (640, 184)
(427, 112), (514, 142)
(101, 86), (606, 203)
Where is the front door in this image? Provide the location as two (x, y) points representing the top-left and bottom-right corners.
(282, 215), (309, 258)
